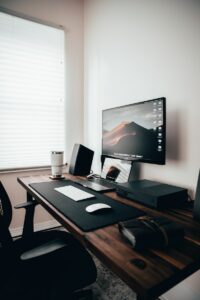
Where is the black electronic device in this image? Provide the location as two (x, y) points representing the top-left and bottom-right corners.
(193, 170), (200, 221)
(116, 180), (188, 209)
(102, 97), (166, 164)
(69, 144), (94, 176)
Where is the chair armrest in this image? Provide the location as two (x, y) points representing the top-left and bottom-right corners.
(20, 238), (68, 261)
(16, 197), (38, 238)
(14, 200), (38, 209)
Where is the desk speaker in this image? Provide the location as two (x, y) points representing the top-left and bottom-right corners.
(194, 170), (200, 221)
(69, 144), (94, 176)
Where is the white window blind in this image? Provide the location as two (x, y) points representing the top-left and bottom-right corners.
(0, 12), (65, 170)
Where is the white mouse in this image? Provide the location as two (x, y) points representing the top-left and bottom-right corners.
(85, 203), (112, 213)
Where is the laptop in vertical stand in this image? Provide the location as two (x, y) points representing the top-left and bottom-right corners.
(75, 158), (132, 192)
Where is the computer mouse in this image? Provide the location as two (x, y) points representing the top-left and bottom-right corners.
(85, 203), (112, 214)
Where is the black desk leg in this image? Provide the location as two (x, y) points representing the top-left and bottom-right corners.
(22, 192), (36, 238)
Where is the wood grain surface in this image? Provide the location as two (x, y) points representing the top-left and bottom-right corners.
(17, 174), (200, 300)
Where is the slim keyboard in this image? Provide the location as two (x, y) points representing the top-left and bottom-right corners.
(75, 179), (116, 192)
(92, 177), (119, 188)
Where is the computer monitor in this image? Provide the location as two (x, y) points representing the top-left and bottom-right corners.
(102, 97), (166, 165)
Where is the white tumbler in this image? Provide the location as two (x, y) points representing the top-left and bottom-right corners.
(51, 151), (64, 178)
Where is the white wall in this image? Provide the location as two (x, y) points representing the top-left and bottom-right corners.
(0, 0), (84, 230)
(84, 0), (200, 198)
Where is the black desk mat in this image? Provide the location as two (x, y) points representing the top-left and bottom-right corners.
(30, 180), (144, 232)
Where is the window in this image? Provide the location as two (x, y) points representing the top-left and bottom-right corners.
(0, 11), (65, 170)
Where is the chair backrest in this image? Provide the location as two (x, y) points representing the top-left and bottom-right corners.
(0, 182), (13, 247)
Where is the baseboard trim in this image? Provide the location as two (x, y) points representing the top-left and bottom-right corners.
(10, 219), (60, 237)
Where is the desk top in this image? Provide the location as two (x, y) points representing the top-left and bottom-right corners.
(18, 174), (200, 300)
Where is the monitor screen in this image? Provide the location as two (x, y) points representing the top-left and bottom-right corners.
(102, 97), (166, 164)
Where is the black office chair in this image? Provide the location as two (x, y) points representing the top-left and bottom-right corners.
(0, 181), (97, 300)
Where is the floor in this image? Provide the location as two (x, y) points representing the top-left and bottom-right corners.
(90, 255), (136, 300)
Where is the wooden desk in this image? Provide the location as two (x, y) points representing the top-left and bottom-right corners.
(18, 174), (200, 300)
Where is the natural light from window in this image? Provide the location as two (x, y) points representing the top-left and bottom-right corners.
(0, 12), (65, 170)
